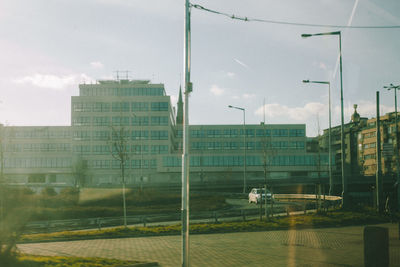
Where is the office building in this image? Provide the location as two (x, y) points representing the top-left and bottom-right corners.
(0, 79), (330, 188)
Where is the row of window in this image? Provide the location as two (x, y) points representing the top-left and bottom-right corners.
(363, 143), (376, 149)
(72, 102), (169, 112)
(80, 87), (165, 97)
(4, 143), (71, 152)
(73, 130), (169, 141)
(73, 116), (169, 126)
(188, 128), (305, 138)
(2, 158), (71, 168)
(362, 132), (376, 139)
(7, 131), (70, 139)
(163, 155), (330, 167)
(364, 154), (376, 160)
(74, 116), (169, 126)
(75, 145), (169, 155)
(190, 141), (305, 150)
(89, 159), (157, 169)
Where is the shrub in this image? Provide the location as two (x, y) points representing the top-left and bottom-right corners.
(41, 187), (57, 197)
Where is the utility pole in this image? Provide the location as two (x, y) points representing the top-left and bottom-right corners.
(384, 84), (400, 211)
(376, 91), (383, 213)
(182, 0), (192, 266)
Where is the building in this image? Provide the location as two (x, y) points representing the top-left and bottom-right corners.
(0, 79), (330, 189)
(358, 112), (400, 177)
(319, 104), (399, 189)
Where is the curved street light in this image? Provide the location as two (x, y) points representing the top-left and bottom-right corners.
(383, 83), (400, 210)
(301, 31), (347, 208)
(228, 105), (247, 194)
(303, 80), (332, 196)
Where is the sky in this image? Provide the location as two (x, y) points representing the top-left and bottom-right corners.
(0, 0), (399, 136)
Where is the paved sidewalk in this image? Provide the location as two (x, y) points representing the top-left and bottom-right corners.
(18, 223), (400, 267)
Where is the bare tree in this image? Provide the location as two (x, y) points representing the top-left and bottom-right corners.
(110, 126), (130, 227)
(72, 155), (88, 189)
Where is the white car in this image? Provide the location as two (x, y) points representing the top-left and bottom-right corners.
(248, 188), (273, 204)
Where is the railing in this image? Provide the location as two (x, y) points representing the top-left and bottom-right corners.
(23, 194), (341, 234)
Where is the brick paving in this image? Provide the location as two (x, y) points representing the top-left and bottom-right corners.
(18, 223), (400, 267)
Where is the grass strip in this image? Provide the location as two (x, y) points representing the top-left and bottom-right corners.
(19, 210), (396, 244)
(11, 255), (158, 267)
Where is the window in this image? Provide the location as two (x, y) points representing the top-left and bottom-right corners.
(131, 102), (149, 111)
(151, 116), (168, 126)
(364, 154), (376, 160)
(289, 129), (305, 137)
(112, 129), (130, 140)
(151, 130), (168, 140)
(112, 102), (130, 112)
(93, 102), (110, 112)
(256, 129), (265, 137)
(150, 159), (157, 169)
(72, 102), (92, 112)
(132, 116), (149, 126)
(73, 131), (90, 140)
(132, 160), (141, 169)
(72, 116), (91, 126)
(272, 129), (288, 137)
(177, 130), (183, 138)
(93, 117), (110, 126)
(132, 130), (148, 140)
(112, 116), (129, 126)
(92, 145), (110, 154)
(191, 129), (205, 138)
(91, 160), (110, 169)
(151, 102), (168, 111)
(246, 129), (255, 137)
(73, 145), (91, 154)
(93, 131), (110, 140)
(207, 129), (221, 138)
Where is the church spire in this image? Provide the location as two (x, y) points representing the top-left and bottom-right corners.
(176, 86), (183, 125)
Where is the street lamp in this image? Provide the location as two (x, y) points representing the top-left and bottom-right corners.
(303, 80), (333, 196)
(383, 83), (400, 210)
(228, 105), (247, 194)
(302, 31), (347, 208)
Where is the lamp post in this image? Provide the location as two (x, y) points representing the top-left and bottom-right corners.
(383, 83), (400, 210)
(228, 105), (247, 194)
(303, 80), (332, 195)
(182, 0), (192, 266)
(302, 31), (347, 207)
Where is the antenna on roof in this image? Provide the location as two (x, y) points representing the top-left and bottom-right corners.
(124, 70), (130, 80)
(263, 98), (266, 124)
(114, 70), (120, 81)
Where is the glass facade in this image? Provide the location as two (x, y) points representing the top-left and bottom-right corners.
(1, 80), (328, 185)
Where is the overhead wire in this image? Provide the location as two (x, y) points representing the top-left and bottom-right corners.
(190, 3), (400, 29)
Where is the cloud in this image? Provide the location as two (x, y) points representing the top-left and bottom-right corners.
(233, 58), (250, 69)
(243, 93), (256, 99)
(312, 61), (328, 70)
(209, 84), (225, 96)
(226, 72), (235, 78)
(13, 73), (93, 90)
(255, 102), (325, 121)
(319, 62), (327, 70)
(90, 61), (104, 69)
(232, 95), (240, 99)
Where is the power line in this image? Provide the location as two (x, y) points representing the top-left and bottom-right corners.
(191, 3), (400, 29)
